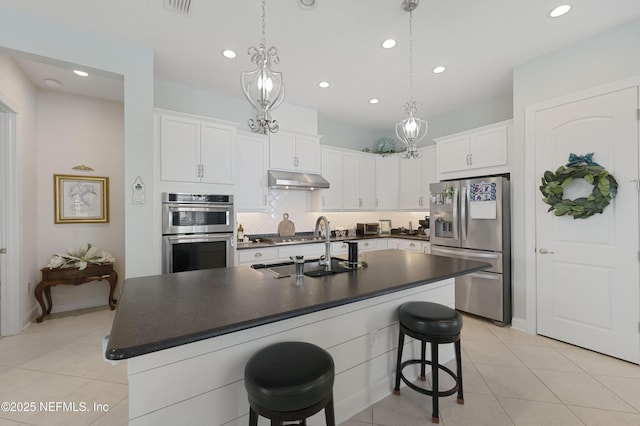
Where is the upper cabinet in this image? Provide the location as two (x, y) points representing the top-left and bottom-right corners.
(319, 148), (343, 210)
(159, 111), (236, 184)
(398, 146), (436, 210)
(235, 132), (269, 211)
(269, 131), (321, 173)
(375, 155), (399, 210)
(342, 152), (376, 210)
(436, 120), (512, 180)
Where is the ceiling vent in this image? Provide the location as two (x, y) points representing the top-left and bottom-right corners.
(164, 0), (192, 15)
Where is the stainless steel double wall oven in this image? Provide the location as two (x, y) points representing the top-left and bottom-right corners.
(162, 193), (235, 273)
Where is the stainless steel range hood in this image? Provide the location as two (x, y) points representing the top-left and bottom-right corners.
(268, 170), (330, 190)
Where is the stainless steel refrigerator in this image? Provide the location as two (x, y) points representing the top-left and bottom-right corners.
(429, 176), (511, 325)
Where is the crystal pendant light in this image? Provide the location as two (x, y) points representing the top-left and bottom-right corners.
(395, 0), (427, 159)
(241, 0), (285, 134)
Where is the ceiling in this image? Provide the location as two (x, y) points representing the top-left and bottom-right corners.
(3, 0), (640, 132)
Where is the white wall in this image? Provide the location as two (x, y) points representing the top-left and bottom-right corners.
(0, 55), (39, 331)
(425, 92), (513, 143)
(512, 18), (640, 326)
(0, 4), (153, 331)
(155, 80), (318, 135)
(36, 90), (125, 313)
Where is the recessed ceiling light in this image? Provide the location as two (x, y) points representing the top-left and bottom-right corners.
(44, 79), (60, 88)
(222, 49), (237, 59)
(318, 81), (330, 88)
(432, 66), (446, 74)
(73, 70), (89, 77)
(549, 4), (571, 18)
(382, 39), (397, 49)
(369, 98), (380, 104)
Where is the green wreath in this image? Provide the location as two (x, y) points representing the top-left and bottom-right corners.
(539, 153), (618, 219)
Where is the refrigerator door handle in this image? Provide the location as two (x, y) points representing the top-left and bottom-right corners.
(452, 186), (459, 241)
(461, 184), (468, 241)
(469, 272), (501, 281)
(432, 246), (500, 259)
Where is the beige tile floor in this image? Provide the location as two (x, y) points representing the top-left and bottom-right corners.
(0, 307), (639, 425)
(0, 307), (127, 425)
(345, 314), (640, 426)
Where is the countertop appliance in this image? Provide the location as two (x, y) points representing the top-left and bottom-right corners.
(162, 193), (235, 273)
(429, 176), (511, 325)
(356, 223), (379, 236)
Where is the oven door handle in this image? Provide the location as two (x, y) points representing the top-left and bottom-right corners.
(165, 233), (234, 243)
(165, 204), (231, 211)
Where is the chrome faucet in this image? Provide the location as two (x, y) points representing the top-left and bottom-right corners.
(314, 216), (332, 271)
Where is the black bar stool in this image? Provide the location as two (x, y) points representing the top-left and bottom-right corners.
(393, 301), (464, 424)
(244, 341), (336, 426)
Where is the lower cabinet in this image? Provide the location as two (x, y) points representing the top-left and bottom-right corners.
(387, 238), (430, 253)
(237, 247), (278, 265)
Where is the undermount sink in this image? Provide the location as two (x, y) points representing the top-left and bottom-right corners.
(252, 257), (352, 278)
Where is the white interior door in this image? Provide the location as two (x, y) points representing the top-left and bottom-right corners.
(534, 86), (639, 363)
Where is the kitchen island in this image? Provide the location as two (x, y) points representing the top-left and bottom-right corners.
(107, 250), (487, 425)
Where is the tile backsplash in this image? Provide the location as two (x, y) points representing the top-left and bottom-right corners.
(237, 190), (428, 235)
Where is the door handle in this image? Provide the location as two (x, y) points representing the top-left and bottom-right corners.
(538, 248), (554, 254)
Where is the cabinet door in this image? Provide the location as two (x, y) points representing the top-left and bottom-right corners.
(294, 134), (321, 173)
(235, 133), (268, 211)
(341, 153), (360, 210)
(376, 155), (399, 210)
(358, 155), (376, 210)
(421, 146), (437, 201)
(160, 114), (200, 182)
(200, 122), (234, 184)
(237, 247), (278, 265)
(468, 126), (508, 170)
(398, 156), (422, 210)
(269, 132), (296, 170)
(437, 136), (469, 174)
(320, 149), (342, 210)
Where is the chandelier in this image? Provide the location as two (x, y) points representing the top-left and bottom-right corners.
(395, 0), (427, 159)
(241, 0), (285, 134)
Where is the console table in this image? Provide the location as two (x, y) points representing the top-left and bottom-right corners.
(35, 263), (118, 323)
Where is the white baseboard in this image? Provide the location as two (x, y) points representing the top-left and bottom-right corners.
(510, 317), (528, 333)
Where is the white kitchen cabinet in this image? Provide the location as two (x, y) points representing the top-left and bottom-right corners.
(423, 242), (431, 254)
(160, 112), (235, 184)
(269, 131), (321, 173)
(235, 132), (268, 211)
(387, 238), (424, 253)
(436, 120), (511, 180)
(342, 152), (376, 210)
(375, 155), (399, 210)
(358, 239), (384, 252)
(398, 146), (435, 210)
(319, 148), (343, 210)
(237, 247), (278, 265)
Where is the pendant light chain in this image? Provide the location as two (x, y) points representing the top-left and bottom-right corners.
(261, 0), (267, 47)
(408, 7), (414, 102)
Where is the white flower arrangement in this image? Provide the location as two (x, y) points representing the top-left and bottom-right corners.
(46, 243), (115, 270)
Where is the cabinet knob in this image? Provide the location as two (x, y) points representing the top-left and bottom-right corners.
(254, 252), (263, 257)
(410, 243), (416, 247)
(538, 248), (554, 254)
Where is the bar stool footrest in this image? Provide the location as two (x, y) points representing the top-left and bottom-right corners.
(397, 359), (459, 398)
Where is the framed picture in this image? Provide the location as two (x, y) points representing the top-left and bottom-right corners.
(54, 174), (109, 224)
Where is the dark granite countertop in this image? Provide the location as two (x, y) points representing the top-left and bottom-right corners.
(236, 233), (430, 250)
(106, 250), (486, 360)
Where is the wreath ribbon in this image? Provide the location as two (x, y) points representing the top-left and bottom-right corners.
(566, 152), (600, 167)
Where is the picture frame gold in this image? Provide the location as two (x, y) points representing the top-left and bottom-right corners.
(54, 174), (109, 224)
